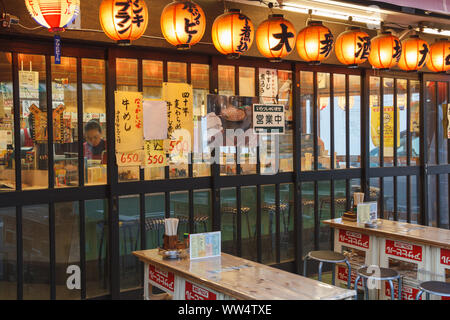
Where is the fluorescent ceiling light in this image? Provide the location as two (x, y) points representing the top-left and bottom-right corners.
(420, 27), (450, 37)
(281, 2), (382, 26)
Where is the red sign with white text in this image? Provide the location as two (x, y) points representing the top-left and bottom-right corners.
(337, 266), (363, 287)
(441, 248), (450, 266)
(385, 281), (421, 300)
(185, 281), (217, 300)
(338, 230), (370, 249)
(385, 240), (422, 262)
(148, 264), (174, 293)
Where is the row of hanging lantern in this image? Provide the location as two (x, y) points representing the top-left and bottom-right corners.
(24, 0), (450, 73)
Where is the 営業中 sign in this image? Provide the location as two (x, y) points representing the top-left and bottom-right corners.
(252, 104), (285, 134)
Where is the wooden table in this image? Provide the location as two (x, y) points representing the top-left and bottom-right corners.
(323, 218), (450, 249)
(323, 218), (450, 300)
(133, 249), (356, 300)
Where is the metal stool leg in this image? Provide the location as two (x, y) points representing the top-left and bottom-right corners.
(388, 280), (394, 300)
(354, 275), (361, 300)
(415, 290), (424, 300)
(345, 260), (352, 289)
(318, 261), (323, 282)
(363, 277), (369, 300)
(303, 256), (308, 277)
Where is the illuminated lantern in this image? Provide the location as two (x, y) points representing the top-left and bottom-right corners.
(211, 9), (254, 58)
(24, 0), (80, 32)
(160, 0), (206, 49)
(335, 27), (370, 67)
(296, 21), (334, 65)
(368, 31), (402, 69)
(398, 35), (429, 71)
(99, 0), (149, 45)
(427, 39), (450, 72)
(256, 14), (296, 61)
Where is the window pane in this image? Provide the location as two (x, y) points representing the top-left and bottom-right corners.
(20, 54), (48, 190)
(82, 59), (107, 186)
(410, 80), (420, 165)
(242, 186), (257, 262)
(144, 193), (165, 249)
(194, 189), (212, 233)
(383, 78), (394, 166)
(278, 70), (293, 172)
(0, 52), (14, 191)
(23, 204), (49, 299)
(0, 207), (16, 299)
(318, 73), (330, 170)
(192, 64), (210, 177)
(302, 181), (314, 258)
(221, 187), (237, 256)
(261, 185), (275, 264)
(116, 58), (139, 182)
(349, 75), (361, 168)
(85, 199), (109, 299)
(239, 67), (254, 97)
(167, 62), (186, 83)
(300, 71), (314, 171)
(118, 195), (140, 291)
(52, 57), (78, 188)
(218, 65), (235, 96)
(397, 79), (407, 166)
(334, 180), (347, 218)
(370, 77), (380, 167)
(142, 60), (164, 181)
(168, 63), (189, 178)
(280, 183), (294, 262)
(170, 191), (188, 240)
(437, 82), (448, 164)
(318, 180), (331, 250)
(334, 74), (346, 169)
(55, 201), (80, 299)
(143, 60), (162, 99)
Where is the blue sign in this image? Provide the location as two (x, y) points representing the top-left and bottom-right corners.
(54, 35), (61, 65)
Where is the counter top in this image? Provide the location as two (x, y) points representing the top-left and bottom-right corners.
(323, 218), (450, 249)
(133, 249), (356, 300)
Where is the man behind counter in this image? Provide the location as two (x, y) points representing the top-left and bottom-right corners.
(83, 120), (107, 164)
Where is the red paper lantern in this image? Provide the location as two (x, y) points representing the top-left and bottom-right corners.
(160, 0), (206, 49)
(211, 9), (254, 58)
(255, 14), (296, 61)
(99, 0), (149, 45)
(427, 39), (450, 73)
(335, 27), (371, 67)
(398, 35), (429, 71)
(25, 0), (80, 32)
(368, 32), (402, 70)
(296, 21), (334, 65)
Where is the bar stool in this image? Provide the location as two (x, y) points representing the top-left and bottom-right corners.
(303, 250), (352, 288)
(415, 281), (450, 300)
(354, 266), (401, 300)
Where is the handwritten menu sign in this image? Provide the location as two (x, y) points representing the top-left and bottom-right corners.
(259, 68), (278, 98)
(370, 105), (400, 148)
(114, 91), (144, 153)
(162, 82), (193, 145)
(189, 231), (221, 260)
(144, 140), (166, 168)
(116, 150), (143, 167)
(253, 104), (285, 134)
